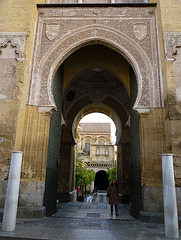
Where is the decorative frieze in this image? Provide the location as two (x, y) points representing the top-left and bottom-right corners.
(28, 6), (163, 114)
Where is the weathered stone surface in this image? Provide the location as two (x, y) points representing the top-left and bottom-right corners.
(17, 206), (46, 218)
(19, 182), (45, 207)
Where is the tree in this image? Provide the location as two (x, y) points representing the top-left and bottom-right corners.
(106, 166), (117, 183)
(75, 150), (95, 194)
(87, 169), (95, 185)
(75, 150), (87, 190)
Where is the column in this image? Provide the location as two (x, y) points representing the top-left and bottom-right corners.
(2, 151), (23, 231)
(58, 142), (76, 201)
(161, 153), (179, 238)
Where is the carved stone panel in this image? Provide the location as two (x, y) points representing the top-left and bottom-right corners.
(174, 48), (181, 102)
(0, 39), (19, 100)
(0, 58), (17, 100)
(164, 32), (181, 60)
(45, 23), (60, 41)
(28, 6), (162, 113)
(164, 32), (181, 102)
(0, 33), (26, 100)
(133, 23), (148, 42)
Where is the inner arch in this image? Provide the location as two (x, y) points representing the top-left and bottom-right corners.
(73, 103), (122, 144)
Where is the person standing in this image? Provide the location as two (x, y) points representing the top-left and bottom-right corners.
(77, 193), (84, 202)
(107, 179), (119, 216)
(86, 193), (93, 203)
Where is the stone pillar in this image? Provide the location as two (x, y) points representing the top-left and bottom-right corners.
(117, 126), (131, 203)
(121, 143), (131, 195)
(161, 153), (179, 239)
(2, 151), (23, 232)
(116, 142), (122, 194)
(58, 142), (76, 201)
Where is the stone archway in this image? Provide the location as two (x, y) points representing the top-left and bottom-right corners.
(72, 103), (122, 145)
(58, 62), (131, 203)
(23, 4), (166, 218)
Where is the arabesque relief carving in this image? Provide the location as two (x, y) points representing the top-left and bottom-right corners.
(164, 32), (181, 60)
(28, 6), (163, 113)
(63, 70), (130, 119)
(0, 37), (23, 100)
(0, 33), (27, 100)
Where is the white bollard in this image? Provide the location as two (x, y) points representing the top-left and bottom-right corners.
(2, 151), (23, 232)
(161, 153), (179, 238)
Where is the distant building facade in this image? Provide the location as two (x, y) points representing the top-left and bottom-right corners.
(77, 122), (116, 190)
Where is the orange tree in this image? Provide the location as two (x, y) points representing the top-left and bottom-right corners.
(75, 150), (95, 195)
(106, 166), (117, 183)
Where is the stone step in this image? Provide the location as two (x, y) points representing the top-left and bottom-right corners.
(0, 237), (48, 240)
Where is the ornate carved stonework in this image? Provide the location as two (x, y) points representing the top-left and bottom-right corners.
(133, 23), (148, 42)
(28, 6), (163, 113)
(164, 32), (181, 60)
(63, 70), (130, 119)
(0, 34), (26, 100)
(45, 23), (60, 41)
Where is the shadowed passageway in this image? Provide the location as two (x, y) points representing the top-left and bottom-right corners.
(94, 171), (109, 191)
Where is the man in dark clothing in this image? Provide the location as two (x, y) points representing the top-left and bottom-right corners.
(77, 193), (84, 202)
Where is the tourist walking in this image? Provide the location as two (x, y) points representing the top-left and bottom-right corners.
(107, 179), (119, 216)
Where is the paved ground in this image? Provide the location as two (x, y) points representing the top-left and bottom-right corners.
(0, 193), (180, 240)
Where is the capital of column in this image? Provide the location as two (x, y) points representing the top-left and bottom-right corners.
(12, 151), (23, 154)
(161, 153), (173, 157)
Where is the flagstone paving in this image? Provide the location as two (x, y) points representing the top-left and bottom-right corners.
(0, 193), (180, 240)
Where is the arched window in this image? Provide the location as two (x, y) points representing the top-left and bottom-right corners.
(105, 148), (109, 155)
(85, 140), (90, 153)
(99, 140), (105, 145)
(96, 147), (100, 155)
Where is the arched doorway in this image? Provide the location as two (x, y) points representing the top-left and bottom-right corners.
(42, 43), (140, 218)
(27, 6), (162, 219)
(94, 170), (109, 191)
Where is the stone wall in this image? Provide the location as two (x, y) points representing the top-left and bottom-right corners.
(18, 106), (51, 208)
(0, 0), (43, 208)
(0, 0), (48, 215)
(159, 0), (181, 187)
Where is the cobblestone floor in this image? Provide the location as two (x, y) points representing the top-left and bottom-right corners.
(0, 193), (180, 240)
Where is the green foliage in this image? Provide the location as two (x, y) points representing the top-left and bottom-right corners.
(75, 123), (82, 141)
(87, 169), (96, 185)
(106, 166), (117, 183)
(75, 150), (95, 189)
